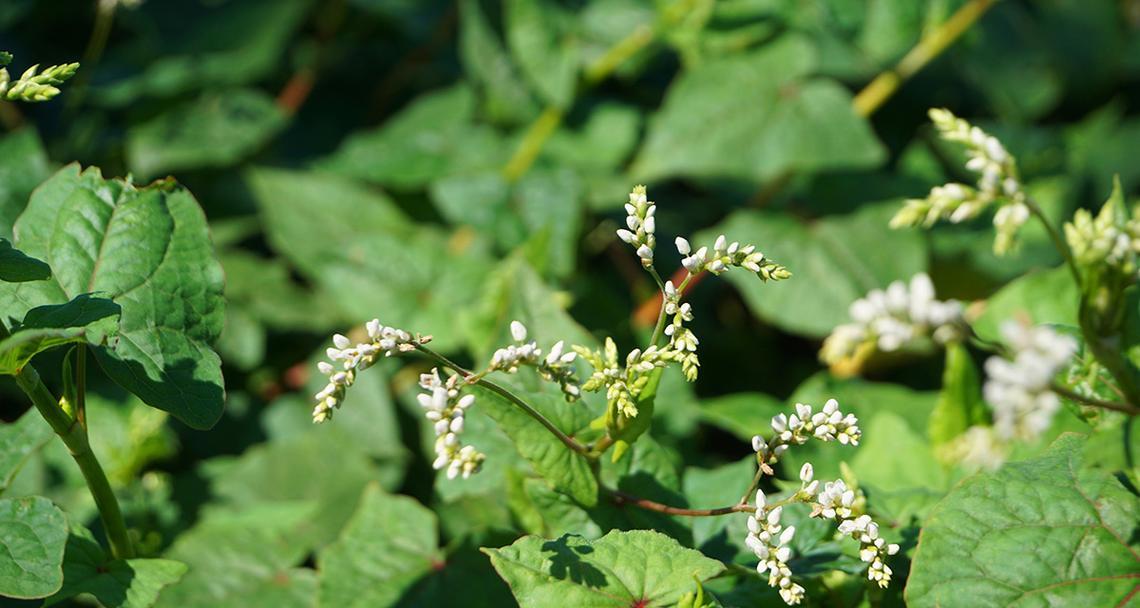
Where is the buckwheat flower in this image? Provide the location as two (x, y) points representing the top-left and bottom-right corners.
(940, 425), (1008, 471)
(752, 400), (859, 470)
(983, 321), (1076, 441)
(1065, 180), (1140, 275)
(745, 491), (804, 605)
(831, 512), (900, 588)
(420, 369), (485, 479)
(892, 109), (1029, 255)
(619, 185), (657, 268)
(487, 321), (582, 401)
(313, 320), (428, 422)
(813, 479), (855, 520)
(661, 280), (701, 381)
(679, 234), (790, 282)
(575, 338), (674, 418)
(821, 273), (965, 368)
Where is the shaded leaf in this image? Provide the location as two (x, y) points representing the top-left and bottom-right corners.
(46, 525), (186, 608)
(0, 238), (50, 282)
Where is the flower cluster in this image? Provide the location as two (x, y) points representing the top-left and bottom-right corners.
(891, 109), (1029, 255)
(488, 321), (581, 401)
(941, 425), (1008, 471)
(418, 369), (484, 479)
(1064, 184), (1140, 275)
(745, 490), (803, 605)
(576, 338), (674, 418)
(807, 479), (900, 588)
(616, 185), (657, 267)
(313, 320), (427, 422)
(820, 273), (965, 368)
(983, 321), (1077, 441)
(676, 235), (790, 282)
(0, 54), (79, 103)
(662, 280), (700, 381)
(752, 399), (861, 469)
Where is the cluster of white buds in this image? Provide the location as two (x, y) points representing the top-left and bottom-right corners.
(662, 280), (700, 381)
(892, 109), (1029, 255)
(983, 321), (1077, 441)
(676, 235), (790, 282)
(751, 399), (860, 469)
(808, 479), (900, 588)
(0, 55), (80, 103)
(820, 274), (965, 367)
(617, 185), (657, 267)
(419, 369), (484, 479)
(576, 338), (674, 418)
(940, 425), (1008, 471)
(1064, 186), (1140, 275)
(488, 321), (582, 401)
(313, 320), (427, 423)
(745, 490), (804, 605)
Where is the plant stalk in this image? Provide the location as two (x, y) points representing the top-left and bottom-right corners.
(414, 345), (591, 456)
(14, 365), (133, 559)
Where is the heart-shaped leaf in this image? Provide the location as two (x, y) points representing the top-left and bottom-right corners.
(0, 495), (68, 599)
(0, 165), (226, 429)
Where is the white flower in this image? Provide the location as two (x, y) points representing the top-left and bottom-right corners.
(489, 321), (581, 401)
(510, 320), (528, 342)
(420, 369), (484, 479)
(814, 479), (855, 520)
(983, 321), (1076, 441)
(745, 493), (803, 605)
(941, 425), (1008, 471)
(678, 234), (789, 282)
(821, 273), (964, 366)
(313, 320), (426, 422)
(619, 185), (657, 267)
(675, 236), (691, 255)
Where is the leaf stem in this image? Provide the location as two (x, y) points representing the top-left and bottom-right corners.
(851, 0), (998, 117)
(14, 365), (134, 559)
(1024, 195), (1083, 288)
(1049, 382), (1140, 415)
(414, 344), (591, 456)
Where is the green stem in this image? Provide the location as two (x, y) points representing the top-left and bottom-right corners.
(414, 345), (591, 456)
(75, 344), (87, 429)
(14, 365), (133, 559)
(851, 0), (997, 117)
(647, 266), (669, 347)
(66, 1), (116, 112)
(1049, 382), (1139, 415)
(738, 462), (767, 505)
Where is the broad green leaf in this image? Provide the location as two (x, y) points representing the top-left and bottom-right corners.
(473, 384), (598, 506)
(698, 391), (787, 443)
(506, 0), (577, 107)
(458, 0), (539, 126)
(973, 266), (1079, 342)
(0, 295), (121, 375)
(46, 526), (186, 608)
(155, 503), (317, 608)
(928, 342), (989, 452)
(317, 484), (441, 607)
(906, 435), (1140, 607)
(1, 165), (226, 429)
(698, 201), (926, 337)
(683, 458), (754, 564)
(851, 412), (947, 492)
(95, 0), (312, 106)
(0, 495), (68, 599)
(127, 89), (287, 179)
(0, 128), (50, 238)
(204, 428), (403, 550)
(250, 167), (492, 353)
(485, 529), (725, 607)
(0, 238), (50, 282)
(0, 408), (52, 493)
(319, 85), (509, 189)
(633, 34), (884, 182)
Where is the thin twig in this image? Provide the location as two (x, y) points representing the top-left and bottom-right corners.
(1050, 382), (1140, 415)
(414, 344), (592, 456)
(609, 488), (754, 516)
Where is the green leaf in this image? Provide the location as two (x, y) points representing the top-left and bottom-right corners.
(250, 167), (492, 353)
(506, 0), (577, 107)
(0, 238), (50, 282)
(155, 503), (317, 608)
(484, 529), (725, 607)
(0, 408), (53, 493)
(0, 128), (50, 238)
(458, 0), (540, 126)
(0, 495), (68, 599)
(0, 165), (226, 429)
(928, 342), (989, 451)
(698, 201), (926, 337)
(698, 392), (787, 443)
(317, 483), (441, 607)
(0, 295), (121, 375)
(319, 85), (508, 189)
(973, 266), (1079, 342)
(683, 458), (754, 564)
(473, 384), (599, 506)
(633, 34), (884, 182)
(906, 434), (1140, 607)
(127, 89), (287, 179)
(46, 526), (186, 608)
